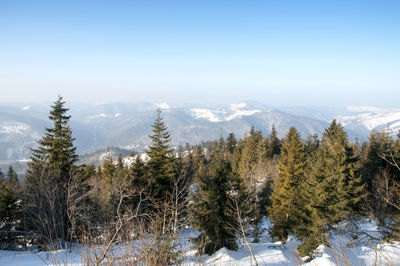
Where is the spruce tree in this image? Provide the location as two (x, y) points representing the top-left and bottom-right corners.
(268, 127), (307, 241)
(29, 96), (77, 179)
(300, 120), (364, 256)
(0, 168), (16, 216)
(117, 153), (124, 171)
(130, 155), (146, 187)
(226, 133), (237, 154)
(362, 129), (400, 229)
(312, 120), (363, 222)
(233, 128), (266, 242)
(102, 155), (116, 184)
(146, 108), (175, 200)
(304, 134), (320, 156)
(0, 171), (19, 236)
(127, 155), (148, 214)
(236, 128), (263, 180)
(266, 124), (281, 158)
(7, 166), (19, 188)
(363, 129), (396, 193)
(23, 96), (78, 248)
(190, 151), (241, 255)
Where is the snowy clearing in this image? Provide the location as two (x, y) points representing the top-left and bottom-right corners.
(1, 218), (399, 265)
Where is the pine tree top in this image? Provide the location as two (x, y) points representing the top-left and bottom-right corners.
(147, 108), (173, 156)
(29, 96), (78, 172)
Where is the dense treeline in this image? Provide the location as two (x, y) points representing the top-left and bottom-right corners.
(1, 97), (400, 261)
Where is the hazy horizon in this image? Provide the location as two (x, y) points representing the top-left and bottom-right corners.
(0, 98), (397, 112)
(1, 1), (399, 107)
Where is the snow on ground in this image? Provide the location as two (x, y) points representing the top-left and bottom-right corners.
(0, 249), (82, 266)
(1, 218), (400, 265)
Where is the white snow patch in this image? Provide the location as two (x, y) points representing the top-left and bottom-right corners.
(121, 144), (139, 150)
(17, 158), (31, 163)
(190, 108), (222, 122)
(123, 156), (135, 166)
(230, 102), (247, 110)
(0, 122), (30, 134)
(226, 109), (261, 121)
(139, 153), (150, 162)
(98, 151), (112, 161)
(157, 102), (170, 109)
(190, 104), (262, 123)
(114, 112), (121, 118)
(338, 106), (400, 133)
(88, 113), (109, 120)
(21, 105), (31, 111)
(347, 106), (384, 113)
(121, 153), (149, 166)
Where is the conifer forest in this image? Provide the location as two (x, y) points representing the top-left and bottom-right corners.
(1, 96), (400, 265)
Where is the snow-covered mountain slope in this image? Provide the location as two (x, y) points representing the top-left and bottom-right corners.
(336, 106), (400, 138)
(0, 105), (103, 161)
(1, 101), (396, 164)
(190, 103), (262, 123)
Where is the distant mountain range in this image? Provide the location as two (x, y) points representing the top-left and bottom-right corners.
(1, 101), (399, 173)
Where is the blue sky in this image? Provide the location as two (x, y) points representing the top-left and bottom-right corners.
(1, 0), (399, 107)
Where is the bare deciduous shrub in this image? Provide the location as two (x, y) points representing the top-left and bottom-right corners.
(23, 165), (68, 250)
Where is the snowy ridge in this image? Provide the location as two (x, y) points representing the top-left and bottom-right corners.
(190, 102), (262, 123)
(346, 106), (385, 113)
(3, 102), (399, 162)
(156, 102), (170, 109)
(337, 106), (400, 134)
(190, 108), (223, 122)
(226, 109), (261, 121)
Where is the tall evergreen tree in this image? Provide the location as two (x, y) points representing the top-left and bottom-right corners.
(304, 134), (320, 156)
(7, 166), (19, 188)
(232, 128), (267, 242)
(29, 96), (78, 179)
(300, 120), (364, 256)
(117, 154), (124, 171)
(363, 129), (396, 193)
(23, 96), (78, 248)
(0, 170), (19, 239)
(226, 133), (237, 154)
(236, 128), (263, 180)
(130, 155), (146, 186)
(362, 129), (400, 227)
(146, 109), (175, 200)
(265, 124), (281, 158)
(0, 167), (17, 216)
(102, 155), (116, 184)
(268, 127), (307, 241)
(190, 151), (241, 255)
